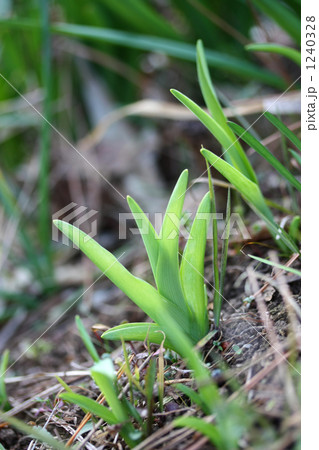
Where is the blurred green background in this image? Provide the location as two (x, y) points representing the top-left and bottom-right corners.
(0, 0), (300, 321)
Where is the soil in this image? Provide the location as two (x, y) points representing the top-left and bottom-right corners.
(0, 241), (301, 449)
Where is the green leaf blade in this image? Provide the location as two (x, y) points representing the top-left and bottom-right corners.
(248, 254), (301, 276)
(91, 358), (127, 423)
(75, 315), (100, 363)
(180, 192), (210, 337)
(201, 148), (299, 253)
(264, 112), (301, 151)
(246, 43), (301, 66)
(171, 89), (258, 183)
(59, 392), (118, 424)
(155, 170), (189, 311)
(229, 121), (301, 191)
(196, 40), (226, 126)
(127, 195), (159, 279)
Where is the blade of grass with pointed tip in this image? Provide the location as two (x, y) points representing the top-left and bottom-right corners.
(248, 254), (301, 276)
(102, 322), (174, 349)
(59, 392), (118, 424)
(171, 90), (257, 183)
(75, 315), (100, 363)
(180, 192), (210, 337)
(196, 39), (258, 185)
(264, 112), (301, 151)
(201, 149), (272, 223)
(91, 358), (127, 422)
(56, 376), (73, 394)
(127, 195), (159, 280)
(196, 40), (226, 126)
(200, 149), (299, 253)
(246, 43), (301, 66)
(229, 122), (301, 191)
(156, 170), (190, 312)
(53, 220), (192, 339)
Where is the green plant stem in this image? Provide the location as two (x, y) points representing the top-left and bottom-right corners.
(39, 0), (52, 274)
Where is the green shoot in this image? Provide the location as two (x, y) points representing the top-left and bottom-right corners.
(247, 254), (301, 276)
(54, 170), (211, 348)
(228, 121), (301, 191)
(200, 148), (299, 254)
(75, 315), (100, 363)
(264, 112), (301, 151)
(246, 43), (301, 66)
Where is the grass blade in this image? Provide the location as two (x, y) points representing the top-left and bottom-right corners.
(91, 358), (127, 422)
(201, 149), (272, 220)
(91, 359), (137, 447)
(156, 170), (189, 311)
(247, 254), (301, 276)
(171, 89), (258, 183)
(75, 315), (100, 363)
(264, 112), (301, 151)
(246, 43), (301, 66)
(229, 122), (301, 191)
(200, 148), (299, 253)
(127, 195), (159, 281)
(196, 40), (226, 126)
(180, 192), (210, 337)
(59, 392), (117, 424)
(49, 22), (285, 87)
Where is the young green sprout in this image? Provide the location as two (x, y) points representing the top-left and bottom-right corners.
(54, 170), (213, 351)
